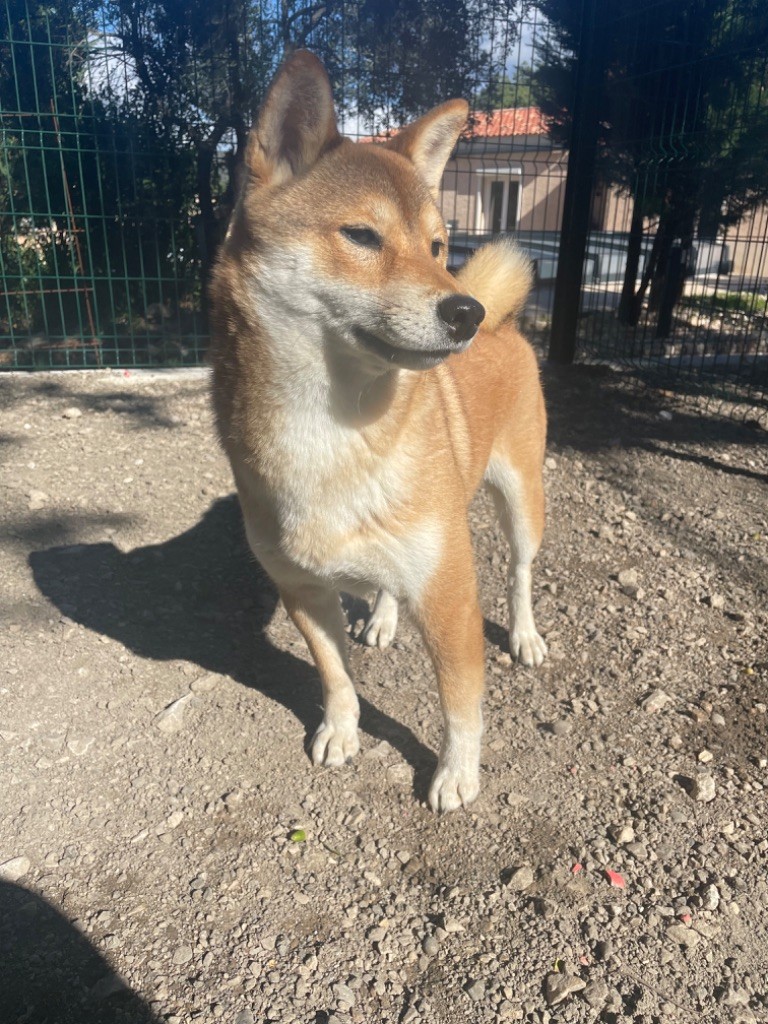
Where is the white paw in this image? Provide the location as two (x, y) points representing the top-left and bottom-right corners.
(361, 593), (398, 649)
(510, 627), (548, 667)
(311, 715), (360, 767)
(428, 761), (480, 813)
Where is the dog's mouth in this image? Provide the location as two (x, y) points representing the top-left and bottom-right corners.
(352, 327), (471, 370)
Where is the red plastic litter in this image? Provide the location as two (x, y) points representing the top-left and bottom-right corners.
(605, 869), (626, 888)
(571, 863), (583, 875)
(679, 913), (692, 924)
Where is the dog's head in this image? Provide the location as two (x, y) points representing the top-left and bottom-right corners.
(223, 50), (484, 372)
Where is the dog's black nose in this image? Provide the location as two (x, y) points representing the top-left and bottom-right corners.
(437, 294), (485, 343)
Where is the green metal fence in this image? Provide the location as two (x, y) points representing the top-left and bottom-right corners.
(1, 0), (767, 426)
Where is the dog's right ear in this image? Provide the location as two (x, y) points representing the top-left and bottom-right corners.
(246, 50), (341, 187)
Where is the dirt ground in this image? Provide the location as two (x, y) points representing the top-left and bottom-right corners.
(1, 365), (767, 1024)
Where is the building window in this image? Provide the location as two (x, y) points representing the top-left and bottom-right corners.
(482, 177), (520, 234)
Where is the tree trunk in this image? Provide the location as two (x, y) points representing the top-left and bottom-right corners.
(617, 192), (644, 326)
(195, 115), (246, 323)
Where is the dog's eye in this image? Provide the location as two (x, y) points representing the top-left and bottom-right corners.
(341, 226), (382, 250)
(431, 240), (444, 258)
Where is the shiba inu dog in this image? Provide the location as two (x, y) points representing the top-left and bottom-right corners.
(209, 51), (547, 812)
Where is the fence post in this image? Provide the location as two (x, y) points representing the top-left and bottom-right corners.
(547, 0), (605, 364)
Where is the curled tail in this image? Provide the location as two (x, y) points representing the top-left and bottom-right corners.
(454, 238), (533, 331)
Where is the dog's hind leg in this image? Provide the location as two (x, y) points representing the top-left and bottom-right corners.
(361, 589), (399, 649)
(485, 455), (547, 668)
(281, 585), (361, 767)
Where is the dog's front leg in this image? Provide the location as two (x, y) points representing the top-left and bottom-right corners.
(281, 585), (360, 767)
(413, 536), (485, 813)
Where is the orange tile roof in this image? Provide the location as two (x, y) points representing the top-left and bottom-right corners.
(359, 107), (550, 144)
(464, 106), (549, 138)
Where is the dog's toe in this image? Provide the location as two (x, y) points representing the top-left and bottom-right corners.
(428, 764), (480, 814)
(511, 628), (548, 668)
(361, 596), (398, 649)
(312, 717), (360, 767)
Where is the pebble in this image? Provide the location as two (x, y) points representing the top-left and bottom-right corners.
(155, 694), (195, 734)
(701, 884), (720, 910)
(173, 945), (194, 965)
(28, 490), (49, 511)
(422, 935), (439, 956)
(617, 568), (639, 589)
(465, 980), (485, 1002)
(190, 672), (220, 693)
(544, 973), (586, 1006)
(698, 749), (714, 764)
(691, 774), (716, 802)
(609, 824), (635, 844)
(551, 719), (572, 737)
(581, 979), (609, 1009)
(67, 737), (95, 756)
(504, 865), (534, 891)
(0, 856), (31, 882)
(642, 688), (671, 713)
(666, 924), (700, 948)
(62, 407), (83, 419)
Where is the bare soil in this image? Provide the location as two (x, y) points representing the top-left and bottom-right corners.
(1, 365), (767, 1024)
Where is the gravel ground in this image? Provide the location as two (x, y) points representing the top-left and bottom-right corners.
(1, 366), (767, 1024)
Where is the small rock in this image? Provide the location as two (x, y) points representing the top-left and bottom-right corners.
(551, 719), (572, 737)
(67, 737), (94, 756)
(707, 593), (725, 609)
(90, 973), (128, 1000)
(62, 407), (83, 419)
(190, 672), (220, 693)
(544, 457), (557, 471)
(423, 935), (439, 956)
(234, 1012), (254, 1024)
(224, 788), (244, 810)
(698, 749), (714, 764)
(691, 774), (716, 803)
(666, 924), (700, 948)
(173, 945), (194, 965)
(641, 688), (670, 713)
(581, 979), (609, 1009)
(0, 856), (31, 882)
(165, 810), (184, 830)
(333, 982), (355, 1007)
(544, 973), (586, 1006)
(701, 884), (720, 911)
(609, 824), (635, 844)
(503, 865), (534, 891)
(28, 490), (49, 511)
(155, 694), (194, 734)
(465, 979), (485, 1002)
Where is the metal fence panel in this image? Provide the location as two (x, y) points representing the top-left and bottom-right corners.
(1, 0), (766, 425)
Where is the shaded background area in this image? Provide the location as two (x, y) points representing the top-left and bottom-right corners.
(1, 881), (160, 1024)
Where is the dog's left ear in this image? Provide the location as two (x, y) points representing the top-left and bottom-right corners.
(384, 100), (469, 198)
(247, 50), (341, 186)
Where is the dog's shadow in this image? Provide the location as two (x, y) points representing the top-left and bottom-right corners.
(29, 496), (436, 795)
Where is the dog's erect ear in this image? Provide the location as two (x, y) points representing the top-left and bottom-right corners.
(246, 50), (341, 186)
(384, 100), (469, 197)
